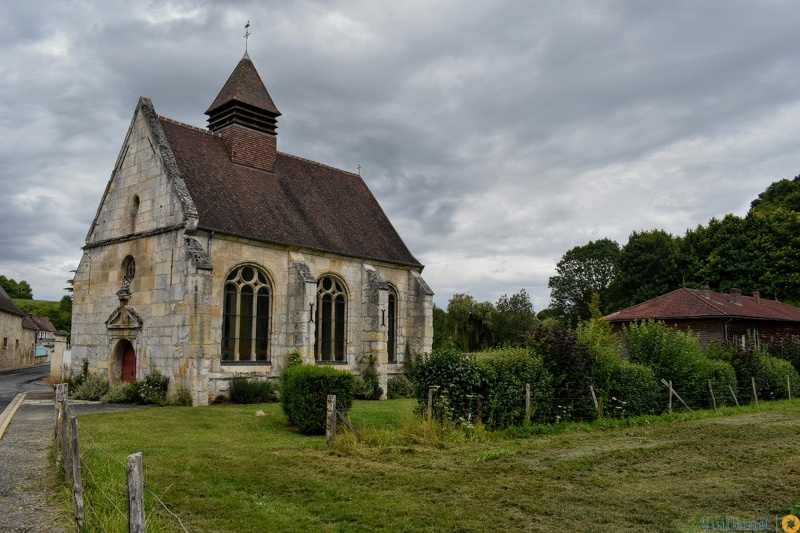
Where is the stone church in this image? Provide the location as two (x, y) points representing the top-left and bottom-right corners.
(70, 52), (434, 405)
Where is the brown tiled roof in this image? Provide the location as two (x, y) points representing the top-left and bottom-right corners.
(605, 287), (800, 323)
(205, 52), (280, 116)
(158, 117), (423, 267)
(0, 285), (25, 317)
(28, 315), (56, 332)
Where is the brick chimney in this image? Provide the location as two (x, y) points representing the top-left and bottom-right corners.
(753, 290), (760, 303)
(730, 288), (742, 305)
(700, 281), (710, 298)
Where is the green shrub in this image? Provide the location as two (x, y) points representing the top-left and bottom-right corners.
(405, 347), (487, 424)
(169, 388), (194, 406)
(285, 351), (303, 369)
(387, 375), (414, 399)
(756, 355), (799, 400)
(68, 358), (90, 392)
(138, 365), (170, 405)
(476, 347), (553, 428)
(694, 357), (738, 407)
(100, 383), (139, 404)
(280, 364), (355, 435)
(605, 361), (663, 417)
(72, 373), (109, 401)
(229, 377), (277, 404)
(528, 323), (594, 420)
(764, 335), (800, 375)
(354, 354), (382, 400)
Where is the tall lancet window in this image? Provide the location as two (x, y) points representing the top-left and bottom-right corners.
(316, 276), (347, 362)
(222, 266), (271, 362)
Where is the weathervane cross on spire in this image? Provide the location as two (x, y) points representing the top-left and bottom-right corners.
(244, 20), (251, 52)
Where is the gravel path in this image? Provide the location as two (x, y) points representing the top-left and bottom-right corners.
(0, 390), (69, 532)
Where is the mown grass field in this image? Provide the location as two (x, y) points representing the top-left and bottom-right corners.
(60, 399), (800, 532)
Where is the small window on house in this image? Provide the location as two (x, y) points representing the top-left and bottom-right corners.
(15, 339), (19, 349)
(130, 195), (140, 233)
(388, 288), (397, 363)
(3, 337), (7, 349)
(122, 256), (136, 283)
(221, 266), (272, 363)
(316, 276), (347, 362)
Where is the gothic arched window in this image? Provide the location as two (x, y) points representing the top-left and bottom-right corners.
(387, 287), (397, 363)
(316, 276), (347, 362)
(222, 266), (271, 362)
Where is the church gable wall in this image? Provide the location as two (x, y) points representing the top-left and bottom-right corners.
(71, 229), (200, 392)
(88, 108), (185, 244)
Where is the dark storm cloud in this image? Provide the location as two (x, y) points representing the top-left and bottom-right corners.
(3, 0), (800, 308)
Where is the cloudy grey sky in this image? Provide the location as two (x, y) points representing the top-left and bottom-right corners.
(2, 1), (800, 311)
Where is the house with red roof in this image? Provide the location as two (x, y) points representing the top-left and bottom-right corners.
(70, 53), (433, 404)
(604, 283), (800, 348)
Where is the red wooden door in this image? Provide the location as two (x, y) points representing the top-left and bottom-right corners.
(121, 344), (136, 383)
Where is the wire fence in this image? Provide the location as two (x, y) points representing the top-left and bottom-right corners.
(53, 384), (187, 532)
(409, 373), (797, 426)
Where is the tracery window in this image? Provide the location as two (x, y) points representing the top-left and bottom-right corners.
(387, 288), (397, 363)
(316, 276), (347, 362)
(122, 256), (136, 283)
(222, 266), (271, 362)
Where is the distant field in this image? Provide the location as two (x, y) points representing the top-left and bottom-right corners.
(63, 399), (800, 532)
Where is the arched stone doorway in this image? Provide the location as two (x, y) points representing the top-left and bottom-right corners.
(111, 339), (137, 384)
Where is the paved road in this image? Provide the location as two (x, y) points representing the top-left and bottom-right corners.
(0, 365), (52, 412)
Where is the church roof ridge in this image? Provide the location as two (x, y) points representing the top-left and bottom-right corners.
(278, 151), (361, 178)
(158, 116), (221, 137)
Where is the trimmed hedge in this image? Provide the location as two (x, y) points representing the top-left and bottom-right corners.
(405, 348), (487, 423)
(229, 377), (278, 404)
(476, 348), (553, 428)
(756, 355), (799, 400)
(387, 375), (414, 399)
(280, 365), (355, 435)
(605, 360), (663, 417)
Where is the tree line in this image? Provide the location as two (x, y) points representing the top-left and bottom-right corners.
(1, 275), (72, 332)
(437, 174), (800, 349)
(546, 175), (800, 326)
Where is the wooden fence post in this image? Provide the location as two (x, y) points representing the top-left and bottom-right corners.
(70, 415), (84, 529)
(127, 452), (145, 533)
(668, 380), (673, 414)
(326, 395), (337, 446)
(751, 377), (758, 406)
(589, 384), (599, 417)
(728, 385), (740, 407)
(525, 384), (531, 424)
(427, 387), (434, 422)
(708, 379), (717, 412)
(60, 401), (72, 483)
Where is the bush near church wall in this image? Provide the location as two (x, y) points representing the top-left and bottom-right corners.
(280, 364), (355, 435)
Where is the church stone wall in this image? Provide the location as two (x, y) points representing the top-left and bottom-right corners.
(72, 101), (433, 405)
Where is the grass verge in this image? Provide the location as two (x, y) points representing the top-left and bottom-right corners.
(63, 399), (800, 532)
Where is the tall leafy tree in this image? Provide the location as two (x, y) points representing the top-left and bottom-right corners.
(0, 275), (33, 299)
(445, 294), (496, 352)
(607, 229), (682, 311)
(547, 238), (620, 325)
(494, 289), (537, 346)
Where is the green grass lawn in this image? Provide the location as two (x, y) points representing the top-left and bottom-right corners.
(62, 399), (800, 532)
